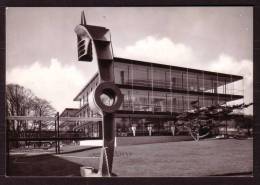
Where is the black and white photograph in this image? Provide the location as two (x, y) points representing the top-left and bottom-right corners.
(6, 7), (253, 177)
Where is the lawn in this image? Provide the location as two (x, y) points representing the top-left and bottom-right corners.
(8, 138), (253, 177)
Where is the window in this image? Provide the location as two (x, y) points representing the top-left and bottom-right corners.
(114, 62), (131, 85)
(171, 69), (183, 90)
(120, 89), (132, 111)
(132, 64), (151, 87)
(120, 71), (125, 84)
(152, 91), (166, 112)
(132, 90), (149, 111)
(152, 66), (169, 89)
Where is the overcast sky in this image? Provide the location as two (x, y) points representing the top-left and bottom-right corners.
(6, 7), (253, 114)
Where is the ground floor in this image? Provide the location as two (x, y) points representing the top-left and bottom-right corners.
(72, 117), (249, 139)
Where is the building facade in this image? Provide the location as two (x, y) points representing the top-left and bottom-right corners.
(60, 108), (79, 131)
(72, 57), (243, 137)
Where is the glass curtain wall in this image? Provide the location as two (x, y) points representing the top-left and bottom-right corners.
(119, 89), (229, 113)
(115, 118), (173, 136)
(152, 66), (169, 89)
(114, 61), (237, 93)
(114, 61), (242, 113)
(171, 69), (183, 90)
(132, 64), (152, 87)
(114, 62), (131, 85)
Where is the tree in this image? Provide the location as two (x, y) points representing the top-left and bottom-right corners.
(32, 97), (56, 131)
(233, 115), (253, 136)
(6, 84), (35, 132)
(31, 97), (56, 147)
(6, 83), (57, 148)
(6, 84), (36, 148)
(175, 102), (253, 141)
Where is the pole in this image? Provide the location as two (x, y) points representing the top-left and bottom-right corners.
(225, 118), (228, 138)
(54, 115), (57, 154)
(99, 113), (115, 176)
(57, 112), (60, 154)
(6, 119), (10, 174)
(225, 80), (227, 138)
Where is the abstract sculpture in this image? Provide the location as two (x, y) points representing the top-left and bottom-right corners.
(75, 11), (123, 177)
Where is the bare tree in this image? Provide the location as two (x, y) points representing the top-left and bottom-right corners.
(31, 97), (56, 147)
(32, 97), (56, 131)
(6, 84), (36, 147)
(6, 83), (57, 148)
(6, 84), (35, 132)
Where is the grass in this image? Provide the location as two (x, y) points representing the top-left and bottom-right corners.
(8, 138), (253, 177)
(113, 138), (253, 176)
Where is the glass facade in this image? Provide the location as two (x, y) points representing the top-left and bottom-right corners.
(114, 61), (242, 95)
(73, 58), (244, 137)
(114, 60), (243, 112)
(119, 88), (232, 113)
(78, 74), (99, 108)
(114, 62), (131, 85)
(115, 118), (176, 137)
(171, 69), (183, 90)
(73, 122), (101, 138)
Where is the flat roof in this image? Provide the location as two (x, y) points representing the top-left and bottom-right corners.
(73, 72), (99, 101)
(73, 57), (243, 101)
(60, 108), (80, 117)
(115, 57), (243, 80)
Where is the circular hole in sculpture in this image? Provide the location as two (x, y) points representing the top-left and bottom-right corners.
(100, 90), (116, 107)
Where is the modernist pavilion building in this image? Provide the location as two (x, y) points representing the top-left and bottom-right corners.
(61, 57), (243, 138)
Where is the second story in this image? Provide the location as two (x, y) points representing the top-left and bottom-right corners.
(73, 57), (244, 114)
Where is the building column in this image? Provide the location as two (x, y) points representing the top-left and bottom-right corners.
(147, 124), (153, 136)
(131, 124), (137, 136)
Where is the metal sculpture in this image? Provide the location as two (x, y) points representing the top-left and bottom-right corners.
(74, 11), (123, 177)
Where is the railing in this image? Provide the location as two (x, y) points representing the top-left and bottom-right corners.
(6, 115), (102, 153)
(7, 116), (102, 122)
(120, 103), (187, 113)
(8, 130), (95, 141)
(120, 78), (243, 96)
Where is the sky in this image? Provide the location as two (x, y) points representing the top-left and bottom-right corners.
(6, 7), (253, 114)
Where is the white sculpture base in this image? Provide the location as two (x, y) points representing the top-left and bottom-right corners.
(80, 166), (101, 177)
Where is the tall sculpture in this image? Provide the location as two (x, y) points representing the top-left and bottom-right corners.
(74, 11), (123, 177)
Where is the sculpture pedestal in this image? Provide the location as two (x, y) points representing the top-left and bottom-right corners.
(80, 166), (101, 177)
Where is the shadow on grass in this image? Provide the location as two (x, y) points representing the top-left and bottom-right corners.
(8, 153), (118, 177)
(210, 171), (253, 176)
(8, 154), (83, 176)
(60, 146), (102, 155)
